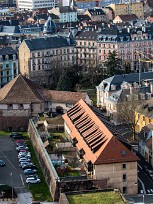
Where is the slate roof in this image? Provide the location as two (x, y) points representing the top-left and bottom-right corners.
(88, 8), (105, 16)
(24, 36), (73, 51)
(0, 47), (17, 55)
(1, 26), (20, 34)
(59, 6), (76, 13)
(77, 14), (91, 21)
(48, 90), (87, 104)
(99, 72), (153, 92)
(147, 0), (153, 7)
(63, 99), (138, 165)
(75, 30), (98, 40)
(0, 74), (47, 104)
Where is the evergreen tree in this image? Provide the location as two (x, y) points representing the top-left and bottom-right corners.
(105, 51), (123, 77)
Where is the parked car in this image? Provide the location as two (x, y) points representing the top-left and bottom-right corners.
(18, 152), (31, 157)
(26, 176), (41, 184)
(0, 160), (5, 167)
(19, 157), (31, 163)
(22, 164), (37, 170)
(19, 162), (33, 168)
(18, 149), (29, 153)
(24, 169), (37, 175)
(16, 146), (29, 151)
(18, 153), (31, 159)
(10, 132), (23, 139)
(18, 154), (31, 159)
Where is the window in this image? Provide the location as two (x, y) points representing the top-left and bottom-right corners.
(123, 174), (126, 181)
(19, 104), (23, 109)
(8, 104), (13, 109)
(123, 187), (126, 194)
(122, 163), (126, 169)
(121, 150), (126, 156)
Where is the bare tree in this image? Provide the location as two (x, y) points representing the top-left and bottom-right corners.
(116, 88), (145, 141)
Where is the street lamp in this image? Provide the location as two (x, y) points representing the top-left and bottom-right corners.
(10, 172), (13, 200)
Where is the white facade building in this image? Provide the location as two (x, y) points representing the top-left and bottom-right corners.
(58, 6), (77, 22)
(18, 0), (55, 10)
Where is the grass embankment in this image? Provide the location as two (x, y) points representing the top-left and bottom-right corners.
(25, 137), (52, 201)
(67, 191), (126, 204)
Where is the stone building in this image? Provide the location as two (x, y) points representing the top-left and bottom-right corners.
(63, 99), (138, 195)
(19, 35), (76, 86)
(0, 74), (91, 131)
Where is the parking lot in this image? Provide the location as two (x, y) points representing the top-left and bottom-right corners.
(0, 135), (30, 194)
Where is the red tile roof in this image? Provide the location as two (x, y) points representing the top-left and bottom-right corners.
(0, 74), (46, 104)
(48, 90), (88, 104)
(63, 99), (138, 165)
(118, 14), (138, 22)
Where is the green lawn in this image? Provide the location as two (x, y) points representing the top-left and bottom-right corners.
(79, 89), (97, 106)
(25, 137), (52, 201)
(67, 191), (126, 204)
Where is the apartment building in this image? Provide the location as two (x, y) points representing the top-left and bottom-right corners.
(75, 22), (153, 72)
(0, 47), (18, 88)
(19, 35), (76, 86)
(109, 2), (144, 19)
(58, 6), (77, 23)
(17, 0), (55, 10)
(63, 99), (138, 194)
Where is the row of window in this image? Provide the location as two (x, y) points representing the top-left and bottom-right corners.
(32, 49), (74, 57)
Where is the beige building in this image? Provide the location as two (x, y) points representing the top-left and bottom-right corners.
(109, 2), (144, 19)
(0, 74), (92, 131)
(19, 35), (76, 86)
(63, 99), (138, 195)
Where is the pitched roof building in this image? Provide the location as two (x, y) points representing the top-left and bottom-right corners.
(0, 74), (92, 131)
(63, 99), (138, 194)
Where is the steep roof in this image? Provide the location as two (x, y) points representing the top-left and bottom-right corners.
(48, 90), (87, 104)
(24, 36), (73, 51)
(63, 99), (138, 165)
(0, 74), (47, 104)
(118, 14), (138, 22)
(0, 47), (17, 55)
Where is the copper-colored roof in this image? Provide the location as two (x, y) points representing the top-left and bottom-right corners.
(63, 99), (138, 165)
(48, 90), (87, 104)
(0, 74), (46, 104)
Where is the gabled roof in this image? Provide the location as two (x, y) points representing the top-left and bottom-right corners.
(63, 99), (138, 165)
(0, 74), (47, 104)
(117, 14), (138, 22)
(48, 90), (87, 104)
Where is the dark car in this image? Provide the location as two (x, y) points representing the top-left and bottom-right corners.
(0, 160), (5, 167)
(10, 132), (23, 139)
(24, 168), (37, 175)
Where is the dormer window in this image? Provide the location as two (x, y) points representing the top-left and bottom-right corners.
(13, 54), (16, 60)
(121, 150), (126, 156)
(126, 95), (131, 101)
(111, 84), (116, 91)
(134, 94), (138, 100)
(5, 55), (9, 60)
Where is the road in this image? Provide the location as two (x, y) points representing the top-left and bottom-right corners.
(0, 135), (32, 203)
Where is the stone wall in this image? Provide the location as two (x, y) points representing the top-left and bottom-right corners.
(0, 110), (29, 131)
(28, 119), (108, 201)
(28, 119), (60, 201)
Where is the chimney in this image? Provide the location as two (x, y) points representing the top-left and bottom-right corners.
(108, 23), (111, 28)
(150, 82), (153, 94)
(127, 27), (130, 33)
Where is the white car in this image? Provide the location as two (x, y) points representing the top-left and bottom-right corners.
(19, 157), (31, 163)
(26, 176), (41, 184)
(16, 146), (29, 151)
(18, 153), (31, 159)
